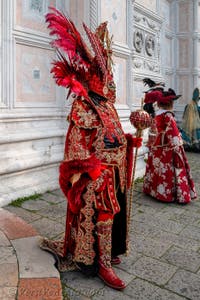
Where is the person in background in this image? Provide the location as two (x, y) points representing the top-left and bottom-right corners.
(143, 88), (197, 204)
(40, 7), (142, 291)
(180, 87), (200, 152)
(142, 78), (165, 147)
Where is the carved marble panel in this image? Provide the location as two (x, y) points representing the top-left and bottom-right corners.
(178, 38), (190, 68)
(178, 75), (190, 105)
(69, 0), (85, 35)
(15, 0), (56, 32)
(101, 0), (126, 44)
(178, 1), (191, 32)
(164, 37), (172, 67)
(113, 56), (126, 104)
(160, 0), (171, 30)
(16, 43), (56, 104)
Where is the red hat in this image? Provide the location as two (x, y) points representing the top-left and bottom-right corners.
(144, 89), (181, 104)
(157, 89), (181, 104)
(144, 90), (163, 104)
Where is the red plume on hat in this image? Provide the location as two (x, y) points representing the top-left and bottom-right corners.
(45, 7), (115, 100)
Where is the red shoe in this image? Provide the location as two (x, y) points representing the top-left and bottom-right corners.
(98, 261), (126, 290)
(111, 256), (121, 265)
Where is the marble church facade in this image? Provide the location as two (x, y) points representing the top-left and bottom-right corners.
(0, 0), (199, 205)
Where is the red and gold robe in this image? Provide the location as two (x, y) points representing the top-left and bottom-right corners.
(41, 95), (137, 272)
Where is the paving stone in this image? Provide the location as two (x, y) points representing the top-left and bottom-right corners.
(0, 230), (10, 246)
(62, 286), (90, 300)
(161, 245), (200, 272)
(36, 202), (66, 220)
(123, 278), (159, 300)
(112, 267), (135, 286)
(132, 205), (159, 216)
(61, 270), (104, 297)
(116, 251), (142, 272)
(154, 231), (200, 251)
(166, 269), (200, 300)
(0, 209), (37, 239)
(0, 287), (17, 300)
(11, 236), (59, 278)
(133, 213), (185, 234)
(0, 263), (18, 287)
(149, 287), (187, 300)
(169, 211), (200, 226)
(17, 278), (62, 300)
(5, 206), (42, 223)
(134, 194), (168, 209)
(40, 192), (65, 204)
(30, 217), (64, 238)
(21, 199), (50, 211)
(156, 207), (186, 220)
(51, 189), (65, 198)
(132, 221), (164, 238)
(130, 234), (171, 258)
(180, 224), (200, 241)
(0, 246), (17, 264)
(91, 287), (132, 300)
(129, 256), (177, 285)
(63, 288), (91, 300)
(125, 280), (185, 300)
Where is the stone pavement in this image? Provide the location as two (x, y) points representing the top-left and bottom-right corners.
(0, 152), (200, 300)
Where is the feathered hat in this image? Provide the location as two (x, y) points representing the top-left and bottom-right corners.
(45, 7), (115, 101)
(144, 88), (181, 105)
(143, 78), (165, 104)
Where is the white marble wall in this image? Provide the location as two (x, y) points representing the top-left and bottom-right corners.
(0, 0), (68, 206)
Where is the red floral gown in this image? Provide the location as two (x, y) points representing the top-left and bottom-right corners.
(143, 110), (197, 203)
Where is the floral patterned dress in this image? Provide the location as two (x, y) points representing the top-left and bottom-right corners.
(143, 110), (197, 203)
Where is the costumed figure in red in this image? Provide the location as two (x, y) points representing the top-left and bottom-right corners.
(40, 7), (142, 290)
(142, 78), (165, 147)
(143, 88), (197, 204)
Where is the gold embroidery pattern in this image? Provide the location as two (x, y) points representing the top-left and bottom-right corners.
(96, 219), (113, 268)
(70, 99), (100, 128)
(67, 126), (90, 160)
(74, 186), (96, 265)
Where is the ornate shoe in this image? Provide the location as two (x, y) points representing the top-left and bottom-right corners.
(111, 256), (121, 265)
(98, 261), (126, 290)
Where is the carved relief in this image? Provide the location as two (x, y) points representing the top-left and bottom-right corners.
(145, 34), (155, 56)
(145, 61), (160, 73)
(133, 58), (143, 68)
(134, 13), (160, 31)
(133, 29), (144, 53)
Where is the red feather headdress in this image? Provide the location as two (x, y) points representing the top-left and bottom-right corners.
(45, 7), (115, 100)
